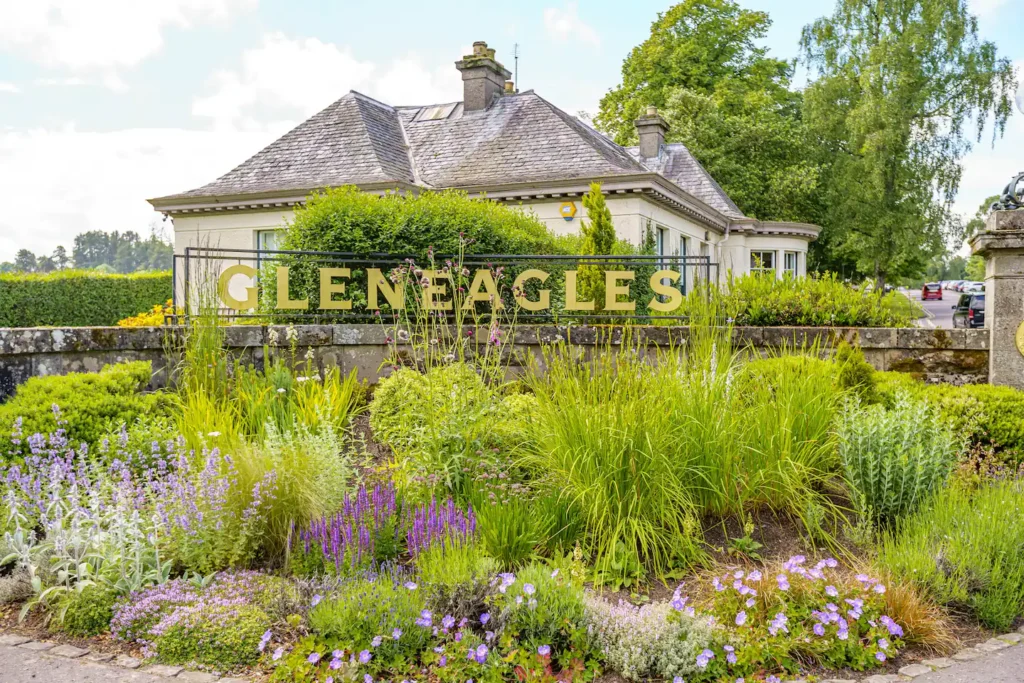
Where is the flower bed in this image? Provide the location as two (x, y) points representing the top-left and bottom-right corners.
(0, 309), (1020, 681)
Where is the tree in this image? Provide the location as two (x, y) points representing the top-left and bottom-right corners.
(594, 0), (822, 223)
(801, 0), (1017, 287)
(964, 195), (1001, 240)
(35, 255), (56, 273)
(965, 255), (986, 281)
(52, 245), (70, 270)
(577, 183), (617, 312)
(14, 249), (37, 273)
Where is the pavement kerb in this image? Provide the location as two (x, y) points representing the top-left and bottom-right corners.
(0, 626), (1022, 682)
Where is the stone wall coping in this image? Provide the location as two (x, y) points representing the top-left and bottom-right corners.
(0, 324), (989, 356)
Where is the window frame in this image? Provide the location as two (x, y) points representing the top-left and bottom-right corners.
(750, 250), (776, 275)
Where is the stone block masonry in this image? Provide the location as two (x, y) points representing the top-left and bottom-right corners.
(0, 323), (989, 398)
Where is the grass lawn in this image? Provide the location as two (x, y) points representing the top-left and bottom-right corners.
(882, 290), (926, 320)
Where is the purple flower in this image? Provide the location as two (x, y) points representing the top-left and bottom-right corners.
(538, 645), (551, 656)
(311, 594), (323, 607)
(330, 658), (342, 670)
(523, 583), (536, 596)
(392, 628), (403, 640)
(359, 650), (372, 664)
(880, 615), (904, 638)
(308, 652), (322, 664)
(878, 638), (890, 650)
(735, 610), (747, 626)
(825, 585), (839, 597)
(767, 677), (781, 683)
(273, 647), (284, 661)
(404, 581), (418, 590)
(696, 648), (715, 668)
(874, 583), (887, 594)
(776, 574), (790, 591)
(442, 615), (456, 630)
(876, 651), (887, 662)
(480, 612), (490, 625)
(474, 644), (489, 664)
(813, 623), (826, 637)
(364, 675), (372, 683)
(371, 636), (382, 647)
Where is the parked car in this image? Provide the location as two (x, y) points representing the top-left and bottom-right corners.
(922, 282), (943, 300)
(952, 292), (985, 328)
(963, 281), (984, 293)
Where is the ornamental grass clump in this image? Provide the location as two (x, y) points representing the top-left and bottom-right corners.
(696, 556), (905, 679)
(582, 594), (713, 681)
(838, 391), (960, 528)
(878, 479), (1024, 630)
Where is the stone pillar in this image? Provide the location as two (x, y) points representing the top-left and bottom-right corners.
(970, 210), (1024, 388)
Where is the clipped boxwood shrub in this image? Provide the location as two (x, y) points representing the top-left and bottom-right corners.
(0, 361), (177, 457)
(876, 372), (1024, 461)
(56, 585), (119, 637)
(0, 270), (171, 327)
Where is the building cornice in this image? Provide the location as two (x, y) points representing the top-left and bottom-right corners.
(150, 174), (736, 233)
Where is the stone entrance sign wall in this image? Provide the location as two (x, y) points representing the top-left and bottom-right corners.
(0, 324), (990, 398)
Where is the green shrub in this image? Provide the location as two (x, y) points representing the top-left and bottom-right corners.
(369, 365), (526, 495)
(308, 567), (432, 672)
(0, 362), (177, 457)
(876, 374), (1024, 462)
(488, 562), (592, 658)
(0, 270), (171, 327)
(55, 585), (118, 637)
(838, 392), (959, 528)
(284, 187), (566, 258)
(879, 480), (1024, 630)
(667, 272), (910, 327)
(112, 572), (284, 669)
(835, 341), (879, 403)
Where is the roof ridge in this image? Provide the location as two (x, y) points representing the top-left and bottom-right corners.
(393, 102), (427, 188)
(347, 90), (397, 112)
(352, 96), (416, 186)
(529, 93), (646, 173)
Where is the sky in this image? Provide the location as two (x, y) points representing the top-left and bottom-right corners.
(0, 0), (1020, 262)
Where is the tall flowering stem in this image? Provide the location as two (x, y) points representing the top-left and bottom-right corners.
(406, 496), (476, 558)
(294, 482), (398, 572)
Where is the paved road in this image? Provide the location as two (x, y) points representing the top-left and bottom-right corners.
(0, 645), (165, 682)
(914, 643), (1024, 682)
(908, 289), (955, 329)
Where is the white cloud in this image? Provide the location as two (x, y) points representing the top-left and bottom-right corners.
(192, 33), (463, 130)
(953, 94), (1024, 238)
(0, 125), (283, 260)
(0, 82), (20, 94)
(0, 0), (256, 83)
(543, 2), (600, 47)
(968, 0), (1009, 18)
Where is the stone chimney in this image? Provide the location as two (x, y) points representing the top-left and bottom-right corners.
(634, 105), (669, 158)
(456, 41), (512, 112)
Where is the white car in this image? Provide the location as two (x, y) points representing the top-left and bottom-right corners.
(963, 281), (984, 293)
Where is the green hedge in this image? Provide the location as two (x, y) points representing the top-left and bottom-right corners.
(0, 270), (171, 327)
(876, 372), (1024, 461)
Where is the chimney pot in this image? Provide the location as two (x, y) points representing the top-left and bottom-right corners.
(456, 41), (512, 112)
(635, 106), (669, 159)
(504, 80), (515, 94)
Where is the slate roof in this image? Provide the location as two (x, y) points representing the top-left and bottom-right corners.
(626, 143), (744, 218)
(154, 90), (745, 221)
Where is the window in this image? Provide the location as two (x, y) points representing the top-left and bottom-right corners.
(784, 251), (798, 276)
(256, 229), (282, 251)
(750, 250), (776, 275)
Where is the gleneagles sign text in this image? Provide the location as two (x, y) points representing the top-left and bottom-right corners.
(218, 264), (687, 312)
